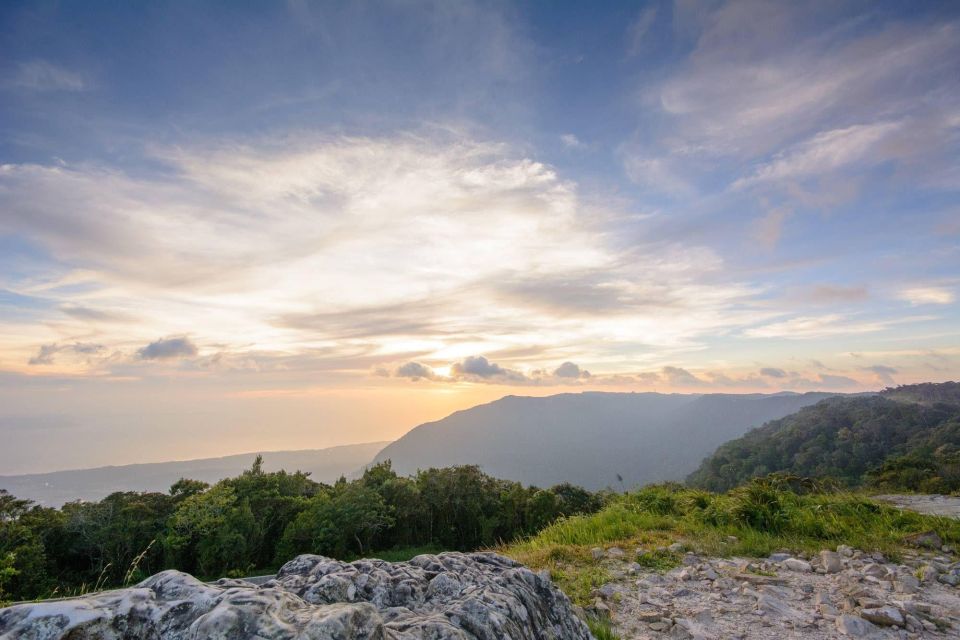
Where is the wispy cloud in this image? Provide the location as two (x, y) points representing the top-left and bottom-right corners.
(9, 60), (88, 92)
(898, 286), (955, 306)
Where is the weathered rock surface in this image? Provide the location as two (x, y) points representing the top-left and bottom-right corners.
(0, 552), (591, 640)
(588, 543), (960, 639)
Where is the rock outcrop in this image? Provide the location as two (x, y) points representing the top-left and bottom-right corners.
(0, 552), (592, 640)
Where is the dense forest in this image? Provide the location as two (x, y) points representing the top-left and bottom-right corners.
(688, 383), (960, 493)
(0, 460), (604, 603)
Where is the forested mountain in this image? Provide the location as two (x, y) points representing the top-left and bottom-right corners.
(0, 442), (389, 507)
(371, 391), (834, 490)
(687, 382), (960, 492)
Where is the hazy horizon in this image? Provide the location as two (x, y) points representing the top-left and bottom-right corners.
(2, 1), (958, 474)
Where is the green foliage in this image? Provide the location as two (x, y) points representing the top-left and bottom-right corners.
(0, 460), (603, 602)
(688, 385), (960, 492)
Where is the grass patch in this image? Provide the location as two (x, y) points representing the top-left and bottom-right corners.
(586, 616), (621, 640)
(500, 479), (960, 606)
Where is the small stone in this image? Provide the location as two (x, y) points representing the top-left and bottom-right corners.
(769, 552), (792, 563)
(649, 621), (670, 632)
(895, 574), (920, 594)
(837, 545), (854, 557)
(607, 547), (625, 559)
(591, 547), (605, 560)
(667, 543), (684, 553)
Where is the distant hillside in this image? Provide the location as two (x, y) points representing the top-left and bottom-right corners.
(0, 442), (389, 507)
(370, 391), (834, 490)
(687, 382), (960, 492)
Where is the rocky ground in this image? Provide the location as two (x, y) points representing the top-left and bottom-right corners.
(875, 495), (960, 519)
(589, 538), (960, 640)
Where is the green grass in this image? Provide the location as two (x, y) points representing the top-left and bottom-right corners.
(587, 617), (621, 640)
(500, 479), (960, 605)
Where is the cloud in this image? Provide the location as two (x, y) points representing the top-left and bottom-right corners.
(553, 361), (590, 379)
(394, 361), (436, 381)
(744, 314), (933, 340)
(751, 207), (791, 250)
(898, 287), (955, 306)
(450, 355), (522, 381)
(802, 285), (869, 305)
(760, 367), (787, 378)
(560, 133), (584, 149)
(1, 131), (766, 379)
(626, 5), (658, 56)
(816, 373), (859, 389)
(864, 364), (897, 386)
(661, 366), (705, 387)
(28, 342), (105, 365)
(137, 337), (198, 360)
(9, 60), (87, 92)
(734, 121), (903, 188)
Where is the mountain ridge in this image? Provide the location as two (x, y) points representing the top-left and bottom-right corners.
(372, 390), (838, 490)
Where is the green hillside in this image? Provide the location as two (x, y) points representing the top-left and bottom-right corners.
(687, 382), (960, 493)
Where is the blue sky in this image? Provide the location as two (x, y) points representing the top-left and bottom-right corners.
(1, 0), (958, 472)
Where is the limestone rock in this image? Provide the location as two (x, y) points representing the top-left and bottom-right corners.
(0, 552), (591, 640)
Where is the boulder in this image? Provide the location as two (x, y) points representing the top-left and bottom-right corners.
(0, 552), (592, 640)
(904, 531), (943, 550)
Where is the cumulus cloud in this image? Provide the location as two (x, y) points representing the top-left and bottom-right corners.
(553, 361), (590, 379)
(760, 367), (787, 378)
(394, 361), (436, 381)
(137, 336), (198, 360)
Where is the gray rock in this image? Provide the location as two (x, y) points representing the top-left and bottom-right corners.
(591, 547), (605, 560)
(860, 606), (905, 627)
(820, 550), (843, 574)
(837, 545), (854, 557)
(904, 530), (943, 550)
(783, 558), (812, 572)
(836, 614), (880, 637)
(0, 552), (592, 640)
(938, 572), (960, 586)
(768, 553), (792, 563)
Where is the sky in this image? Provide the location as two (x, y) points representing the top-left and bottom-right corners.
(1, 0), (959, 473)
